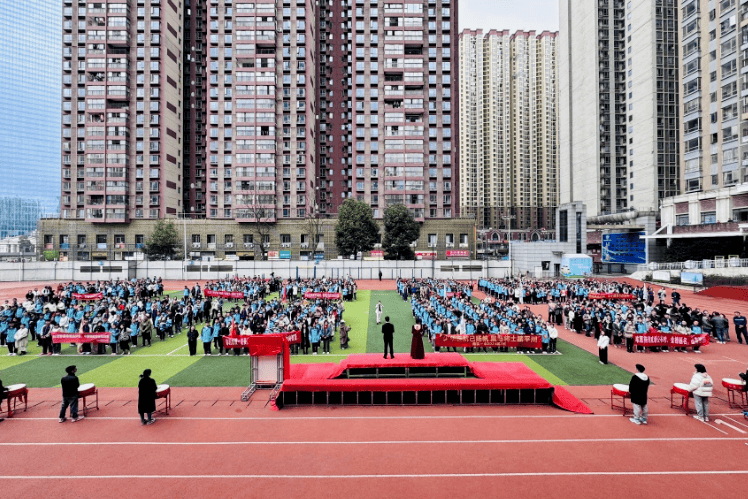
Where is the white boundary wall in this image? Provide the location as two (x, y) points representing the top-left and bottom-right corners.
(0, 260), (510, 282)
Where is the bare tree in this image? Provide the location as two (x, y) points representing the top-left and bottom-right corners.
(240, 194), (276, 261)
(303, 213), (325, 253)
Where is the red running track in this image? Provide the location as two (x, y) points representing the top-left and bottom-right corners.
(2, 388), (748, 499)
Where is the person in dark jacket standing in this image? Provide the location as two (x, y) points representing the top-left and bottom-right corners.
(733, 311), (747, 344)
(628, 364), (650, 425)
(60, 365), (83, 423)
(138, 369), (157, 425)
(187, 325), (199, 356)
(382, 316), (395, 359)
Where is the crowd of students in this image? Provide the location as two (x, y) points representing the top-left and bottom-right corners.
(479, 277), (748, 353)
(396, 278), (559, 354)
(0, 276), (357, 358)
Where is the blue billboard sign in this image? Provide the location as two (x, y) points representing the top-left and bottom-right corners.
(602, 232), (646, 264)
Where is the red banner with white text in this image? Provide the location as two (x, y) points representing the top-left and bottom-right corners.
(204, 289), (245, 299)
(72, 292), (103, 300)
(587, 293), (636, 300)
(303, 292), (341, 299)
(435, 333), (542, 349)
(223, 330), (301, 348)
(52, 332), (111, 344)
(633, 332), (710, 348)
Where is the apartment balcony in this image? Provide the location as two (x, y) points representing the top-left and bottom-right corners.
(107, 32), (130, 46)
(235, 208), (276, 223)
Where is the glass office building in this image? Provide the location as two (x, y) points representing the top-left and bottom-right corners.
(0, 0), (61, 236)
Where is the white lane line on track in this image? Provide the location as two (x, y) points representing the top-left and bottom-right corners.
(166, 344), (188, 356)
(704, 421), (729, 435)
(0, 437), (746, 446)
(4, 412), (747, 421)
(2, 471), (748, 479)
(724, 416), (748, 429)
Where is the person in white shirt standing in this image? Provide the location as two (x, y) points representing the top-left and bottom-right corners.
(597, 333), (610, 365)
(688, 364), (714, 422)
(547, 324), (559, 354)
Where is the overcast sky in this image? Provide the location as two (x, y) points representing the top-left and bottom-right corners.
(459, 0), (559, 34)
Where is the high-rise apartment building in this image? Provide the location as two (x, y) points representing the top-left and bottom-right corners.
(48, 0), (467, 260)
(651, 0), (748, 242)
(60, 0), (184, 222)
(559, 0), (679, 219)
(679, 0), (746, 193)
(459, 29), (558, 231)
(0, 0), (61, 233)
(59, 0), (458, 226)
(317, 0), (459, 220)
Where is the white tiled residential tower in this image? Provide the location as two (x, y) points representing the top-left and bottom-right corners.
(559, 0), (680, 218)
(459, 29), (558, 231)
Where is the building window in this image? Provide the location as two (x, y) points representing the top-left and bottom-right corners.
(559, 210), (568, 242)
(675, 214), (689, 226)
(732, 208), (748, 222)
(700, 211), (716, 224)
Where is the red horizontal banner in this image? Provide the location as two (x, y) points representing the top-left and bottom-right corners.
(633, 332), (710, 348)
(52, 332), (111, 344)
(303, 292), (341, 299)
(587, 293), (636, 300)
(204, 289), (245, 299)
(223, 331), (301, 348)
(72, 292), (103, 300)
(446, 250), (470, 258)
(435, 333), (542, 349)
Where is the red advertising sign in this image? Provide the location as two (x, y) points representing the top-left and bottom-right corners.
(72, 292), (103, 300)
(52, 332), (111, 344)
(633, 332), (710, 348)
(370, 250), (384, 258)
(588, 293), (636, 300)
(415, 251), (437, 260)
(303, 292), (341, 299)
(204, 289), (245, 299)
(435, 333), (542, 349)
(446, 250), (470, 258)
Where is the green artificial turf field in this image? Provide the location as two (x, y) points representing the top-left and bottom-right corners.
(0, 290), (631, 388)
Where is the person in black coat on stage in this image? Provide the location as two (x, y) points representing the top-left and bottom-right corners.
(138, 369), (158, 425)
(382, 316), (395, 359)
(628, 364), (650, 425)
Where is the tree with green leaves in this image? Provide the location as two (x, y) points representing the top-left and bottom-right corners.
(334, 199), (379, 259)
(382, 203), (421, 260)
(143, 220), (180, 259)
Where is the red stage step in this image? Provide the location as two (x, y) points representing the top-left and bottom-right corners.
(276, 353), (591, 413)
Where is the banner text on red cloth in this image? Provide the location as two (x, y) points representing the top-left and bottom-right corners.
(223, 331), (301, 348)
(72, 292), (103, 300)
(303, 292), (341, 299)
(52, 332), (111, 344)
(587, 293), (636, 300)
(633, 332), (710, 348)
(435, 333), (542, 349)
(204, 289), (245, 299)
